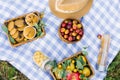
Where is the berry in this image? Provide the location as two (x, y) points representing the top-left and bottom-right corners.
(72, 32), (77, 36)
(60, 28), (65, 32)
(65, 29), (69, 34)
(77, 24), (82, 28)
(72, 60), (75, 63)
(67, 25), (71, 29)
(61, 23), (66, 27)
(64, 35), (68, 39)
(64, 20), (68, 23)
(73, 20), (78, 24)
(76, 35), (81, 40)
(73, 25), (77, 30)
(97, 34), (102, 39)
(76, 29), (80, 33)
(70, 28), (73, 32)
(68, 36), (73, 41)
(68, 21), (72, 25)
(58, 64), (62, 69)
(79, 31), (83, 35)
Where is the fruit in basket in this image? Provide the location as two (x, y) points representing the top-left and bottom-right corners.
(70, 63), (75, 71)
(59, 19), (84, 43)
(25, 13), (39, 26)
(60, 28), (66, 32)
(82, 67), (91, 77)
(23, 26), (36, 39)
(67, 72), (80, 80)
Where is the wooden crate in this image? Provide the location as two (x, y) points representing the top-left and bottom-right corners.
(3, 11), (46, 47)
(50, 51), (94, 80)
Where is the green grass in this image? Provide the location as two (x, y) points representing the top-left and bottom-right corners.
(0, 51), (120, 80)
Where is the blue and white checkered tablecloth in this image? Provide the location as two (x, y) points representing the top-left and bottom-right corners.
(0, 0), (120, 80)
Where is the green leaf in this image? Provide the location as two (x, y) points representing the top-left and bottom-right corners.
(52, 67), (58, 72)
(64, 59), (71, 66)
(47, 60), (57, 69)
(80, 74), (85, 79)
(58, 69), (66, 79)
(2, 25), (8, 34)
(78, 56), (86, 66)
(82, 47), (88, 56)
(37, 31), (42, 37)
(9, 36), (16, 44)
(34, 23), (39, 29)
(38, 20), (46, 27)
(62, 63), (66, 70)
(76, 60), (83, 70)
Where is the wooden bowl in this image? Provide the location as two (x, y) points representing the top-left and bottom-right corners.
(58, 18), (84, 44)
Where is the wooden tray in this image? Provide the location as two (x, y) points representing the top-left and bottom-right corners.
(50, 51), (94, 80)
(3, 11), (46, 47)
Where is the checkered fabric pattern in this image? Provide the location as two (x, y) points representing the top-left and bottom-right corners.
(0, 0), (120, 80)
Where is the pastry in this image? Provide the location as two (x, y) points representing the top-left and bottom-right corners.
(17, 26), (25, 31)
(10, 28), (17, 36)
(12, 31), (19, 39)
(15, 19), (24, 27)
(23, 26), (36, 39)
(25, 13), (39, 26)
(8, 21), (14, 31)
(15, 34), (24, 42)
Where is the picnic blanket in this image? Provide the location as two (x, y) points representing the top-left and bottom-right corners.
(0, 0), (120, 80)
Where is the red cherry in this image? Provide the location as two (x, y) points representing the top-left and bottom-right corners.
(97, 34), (102, 39)
(65, 29), (69, 34)
(68, 22), (72, 25)
(61, 32), (65, 36)
(76, 29), (80, 33)
(79, 31), (83, 35)
(72, 32), (77, 36)
(60, 28), (66, 32)
(70, 28), (73, 32)
(73, 26), (77, 30)
(61, 23), (66, 27)
(68, 36), (73, 41)
(64, 35), (68, 39)
(67, 25), (71, 29)
(76, 35), (81, 40)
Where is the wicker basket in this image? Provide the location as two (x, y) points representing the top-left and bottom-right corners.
(58, 18), (84, 44)
(50, 51), (94, 80)
(3, 11), (46, 47)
